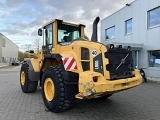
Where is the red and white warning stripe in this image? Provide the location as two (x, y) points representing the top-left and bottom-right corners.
(62, 57), (77, 71)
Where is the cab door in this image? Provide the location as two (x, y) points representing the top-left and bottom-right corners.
(44, 24), (53, 54)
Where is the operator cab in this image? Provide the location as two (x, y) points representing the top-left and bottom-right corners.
(38, 19), (85, 53)
(58, 24), (81, 43)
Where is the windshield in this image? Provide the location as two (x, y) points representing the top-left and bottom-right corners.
(58, 24), (81, 43)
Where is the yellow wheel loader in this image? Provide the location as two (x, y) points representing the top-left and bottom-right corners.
(20, 17), (142, 113)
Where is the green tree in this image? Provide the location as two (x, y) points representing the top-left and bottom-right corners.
(18, 51), (29, 62)
(18, 51), (23, 61)
(32, 37), (42, 53)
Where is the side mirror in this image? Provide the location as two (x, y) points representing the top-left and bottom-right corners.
(29, 50), (34, 53)
(38, 28), (42, 36)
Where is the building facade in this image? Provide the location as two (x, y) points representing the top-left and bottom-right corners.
(101, 0), (160, 79)
(0, 33), (19, 64)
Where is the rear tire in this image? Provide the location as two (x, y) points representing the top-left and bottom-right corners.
(20, 63), (38, 93)
(42, 66), (74, 113)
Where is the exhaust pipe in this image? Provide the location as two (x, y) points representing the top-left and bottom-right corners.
(91, 17), (100, 42)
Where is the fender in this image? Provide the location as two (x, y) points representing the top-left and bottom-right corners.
(41, 54), (62, 72)
(25, 59), (40, 81)
(44, 54), (62, 61)
(41, 53), (79, 83)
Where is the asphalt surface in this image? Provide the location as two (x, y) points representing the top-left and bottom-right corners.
(0, 65), (160, 120)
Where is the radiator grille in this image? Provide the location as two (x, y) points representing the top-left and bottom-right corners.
(105, 47), (134, 80)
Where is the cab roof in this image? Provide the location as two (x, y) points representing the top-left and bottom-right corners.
(42, 19), (85, 28)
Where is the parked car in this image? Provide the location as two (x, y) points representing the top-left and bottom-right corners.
(11, 60), (20, 65)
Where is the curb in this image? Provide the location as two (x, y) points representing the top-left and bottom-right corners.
(0, 65), (9, 68)
(147, 77), (160, 83)
(146, 79), (160, 83)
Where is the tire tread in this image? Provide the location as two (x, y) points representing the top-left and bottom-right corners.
(42, 66), (74, 112)
(20, 63), (38, 93)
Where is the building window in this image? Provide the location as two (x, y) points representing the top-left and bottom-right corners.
(105, 26), (115, 40)
(125, 18), (132, 34)
(148, 7), (160, 28)
(149, 50), (160, 67)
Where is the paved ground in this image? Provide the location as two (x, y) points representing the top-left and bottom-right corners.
(0, 65), (160, 120)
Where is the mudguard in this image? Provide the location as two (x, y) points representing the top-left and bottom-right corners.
(25, 59), (40, 81)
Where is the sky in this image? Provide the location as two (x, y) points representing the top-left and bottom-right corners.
(0, 0), (134, 51)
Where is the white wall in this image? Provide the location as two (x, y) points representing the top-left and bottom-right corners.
(0, 37), (2, 62)
(0, 33), (19, 63)
(101, 0), (160, 78)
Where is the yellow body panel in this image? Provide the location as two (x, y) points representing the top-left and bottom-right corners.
(76, 69), (142, 99)
(55, 41), (103, 73)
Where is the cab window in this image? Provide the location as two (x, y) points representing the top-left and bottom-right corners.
(45, 24), (53, 52)
(58, 24), (80, 43)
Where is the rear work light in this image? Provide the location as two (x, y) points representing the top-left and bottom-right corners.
(93, 76), (98, 82)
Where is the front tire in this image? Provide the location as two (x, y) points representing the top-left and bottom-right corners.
(42, 66), (74, 113)
(20, 63), (38, 93)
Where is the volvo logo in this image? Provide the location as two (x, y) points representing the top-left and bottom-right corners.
(121, 58), (125, 64)
(116, 53), (129, 70)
